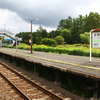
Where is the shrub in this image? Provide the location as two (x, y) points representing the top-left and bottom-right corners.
(6, 45), (13, 48)
(5, 43), (100, 58)
(36, 37), (41, 45)
(61, 29), (71, 44)
(41, 38), (57, 47)
(80, 32), (89, 44)
(55, 36), (64, 45)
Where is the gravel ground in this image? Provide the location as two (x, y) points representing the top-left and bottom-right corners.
(0, 81), (13, 100)
(0, 58), (90, 100)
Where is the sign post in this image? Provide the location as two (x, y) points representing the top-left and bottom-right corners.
(90, 29), (100, 62)
(0, 40), (2, 48)
(16, 37), (18, 52)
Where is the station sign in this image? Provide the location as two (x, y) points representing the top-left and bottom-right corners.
(92, 32), (100, 47)
(29, 39), (31, 43)
(18, 38), (22, 41)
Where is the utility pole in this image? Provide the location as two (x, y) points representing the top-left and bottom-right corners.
(25, 18), (39, 53)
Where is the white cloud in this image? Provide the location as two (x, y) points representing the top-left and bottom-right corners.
(0, 9), (29, 33)
(0, 0), (100, 33)
(0, 9), (54, 34)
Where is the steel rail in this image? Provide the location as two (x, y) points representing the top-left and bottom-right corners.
(0, 72), (31, 100)
(0, 61), (64, 100)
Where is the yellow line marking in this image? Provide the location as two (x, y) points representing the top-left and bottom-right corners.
(73, 55), (100, 61)
(0, 49), (100, 71)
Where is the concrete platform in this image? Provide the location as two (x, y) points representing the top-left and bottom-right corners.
(0, 48), (100, 80)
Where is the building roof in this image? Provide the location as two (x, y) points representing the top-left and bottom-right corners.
(4, 39), (15, 41)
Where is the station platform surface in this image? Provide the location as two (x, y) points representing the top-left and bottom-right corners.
(0, 48), (100, 79)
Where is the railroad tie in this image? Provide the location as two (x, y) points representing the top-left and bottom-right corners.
(22, 88), (37, 92)
(27, 91), (43, 96)
(32, 96), (50, 100)
(64, 98), (71, 100)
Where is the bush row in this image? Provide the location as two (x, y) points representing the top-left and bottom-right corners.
(4, 43), (100, 58)
(33, 47), (100, 57)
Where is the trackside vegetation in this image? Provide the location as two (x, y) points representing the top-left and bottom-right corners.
(5, 43), (100, 58)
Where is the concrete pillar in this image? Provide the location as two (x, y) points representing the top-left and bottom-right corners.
(34, 63), (39, 76)
(21, 60), (24, 68)
(94, 80), (100, 99)
(54, 70), (61, 86)
(13, 57), (16, 66)
(9, 56), (14, 63)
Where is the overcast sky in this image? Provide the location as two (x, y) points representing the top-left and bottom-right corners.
(0, 0), (100, 34)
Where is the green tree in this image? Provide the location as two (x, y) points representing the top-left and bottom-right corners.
(57, 15), (85, 43)
(55, 36), (64, 45)
(61, 29), (71, 44)
(48, 30), (55, 38)
(32, 31), (42, 44)
(36, 37), (41, 45)
(80, 32), (89, 44)
(41, 38), (57, 47)
(32, 26), (48, 44)
(57, 16), (72, 30)
(16, 32), (30, 44)
(48, 30), (60, 39)
(84, 12), (100, 32)
(71, 15), (85, 43)
(36, 26), (48, 38)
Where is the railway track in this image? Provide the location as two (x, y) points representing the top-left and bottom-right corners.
(0, 61), (64, 100)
